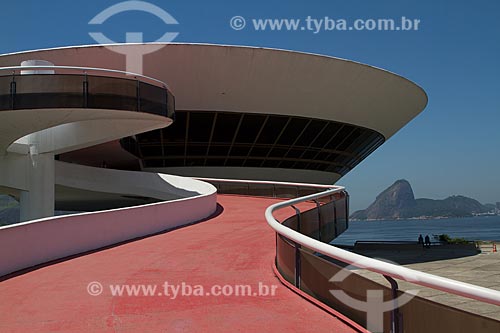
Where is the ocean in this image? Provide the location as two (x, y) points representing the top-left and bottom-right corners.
(333, 215), (500, 246)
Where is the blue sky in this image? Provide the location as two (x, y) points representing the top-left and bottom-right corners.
(2, 0), (499, 211)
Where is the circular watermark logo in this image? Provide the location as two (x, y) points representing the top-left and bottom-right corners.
(87, 281), (104, 296)
(230, 16), (246, 30)
(88, 0), (179, 75)
(329, 257), (419, 332)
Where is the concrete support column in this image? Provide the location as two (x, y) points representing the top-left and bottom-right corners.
(19, 152), (55, 222)
(16, 59), (56, 222)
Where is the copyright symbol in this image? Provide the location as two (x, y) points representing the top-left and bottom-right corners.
(87, 281), (103, 296)
(230, 16), (246, 30)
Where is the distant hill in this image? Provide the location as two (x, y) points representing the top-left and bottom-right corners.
(350, 179), (492, 220)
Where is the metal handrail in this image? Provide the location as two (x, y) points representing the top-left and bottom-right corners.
(265, 186), (500, 306)
(194, 177), (335, 189)
(0, 65), (168, 89)
(194, 177), (336, 198)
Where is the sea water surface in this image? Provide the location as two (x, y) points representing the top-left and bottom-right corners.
(333, 215), (500, 246)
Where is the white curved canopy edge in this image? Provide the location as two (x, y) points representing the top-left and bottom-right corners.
(0, 43), (428, 139)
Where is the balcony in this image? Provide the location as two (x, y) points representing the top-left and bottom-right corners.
(0, 65), (175, 119)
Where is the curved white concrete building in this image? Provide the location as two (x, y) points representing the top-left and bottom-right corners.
(0, 43), (427, 186)
(0, 42), (427, 267)
(12, 45), (500, 333)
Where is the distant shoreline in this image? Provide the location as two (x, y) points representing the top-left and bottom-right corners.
(350, 214), (500, 222)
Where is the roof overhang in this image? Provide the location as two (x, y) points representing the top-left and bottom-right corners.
(0, 43), (428, 140)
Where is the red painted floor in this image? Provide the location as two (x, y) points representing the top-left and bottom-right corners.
(0, 195), (358, 332)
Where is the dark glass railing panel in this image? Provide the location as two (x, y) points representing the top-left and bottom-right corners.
(201, 180), (327, 199)
(0, 95), (9, 110)
(283, 213), (299, 231)
(334, 196), (348, 236)
(13, 74), (85, 109)
(298, 249), (392, 330)
(0, 76), (11, 110)
(0, 73), (174, 119)
(280, 190), (348, 242)
(275, 190), (381, 330)
(274, 189), (500, 332)
(14, 74), (83, 94)
(274, 185), (299, 198)
(276, 234), (297, 284)
(87, 75), (137, 111)
(299, 208), (321, 239)
(0, 76), (10, 94)
(0, 75), (11, 110)
(87, 75), (137, 95)
(139, 81), (167, 116)
(318, 201), (337, 242)
(276, 236), (500, 333)
(15, 93), (84, 109)
(246, 184), (274, 197)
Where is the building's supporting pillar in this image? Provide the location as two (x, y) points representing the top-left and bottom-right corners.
(16, 59), (56, 222)
(19, 152), (55, 222)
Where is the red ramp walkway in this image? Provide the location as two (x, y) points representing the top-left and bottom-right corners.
(0, 195), (360, 332)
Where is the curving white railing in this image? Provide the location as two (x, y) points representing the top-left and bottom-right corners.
(0, 170), (217, 277)
(194, 177), (334, 189)
(265, 186), (500, 306)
